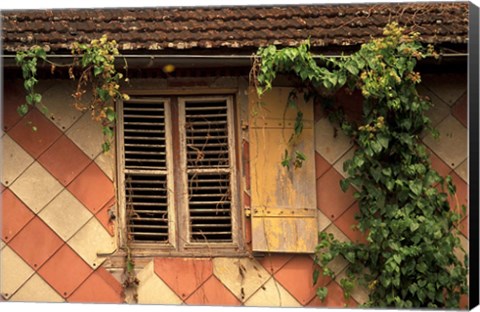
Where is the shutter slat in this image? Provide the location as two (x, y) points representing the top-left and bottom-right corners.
(124, 107), (164, 112)
(187, 128), (226, 133)
(129, 224), (168, 229)
(130, 202), (168, 207)
(187, 120), (227, 126)
(183, 98), (234, 243)
(123, 99), (170, 243)
(185, 113), (227, 118)
(133, 210), (168, 214)
(125, 129), (165, 134)
(189, 208), (231, 213)
(129, 232), (168, 237)
(187, 150), (229, 155)
(125, 150), (166, 155)
(124, 114), (165, 119)
(124, 143), (166, 149)
(185, 106), (227, 111)
(125, 136), (166, 141)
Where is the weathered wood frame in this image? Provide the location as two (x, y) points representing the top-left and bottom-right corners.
(116, 93), (244, 257)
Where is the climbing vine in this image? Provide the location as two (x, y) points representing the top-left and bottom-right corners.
(15, 35), (129, 152)
(253, 23), (467, 308)
(15, 46), (47, 119)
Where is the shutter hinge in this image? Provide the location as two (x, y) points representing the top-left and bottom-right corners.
(241, 120), (249, 130)
(245, 206), (251, 217)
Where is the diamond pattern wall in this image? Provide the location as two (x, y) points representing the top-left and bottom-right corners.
(1, 72), (468, 309)
(1, 82), (120, 302)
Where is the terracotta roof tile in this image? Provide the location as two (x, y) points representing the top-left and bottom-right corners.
(1, 3), (469, 52)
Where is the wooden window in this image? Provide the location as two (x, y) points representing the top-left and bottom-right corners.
(117, 95), (242, 255)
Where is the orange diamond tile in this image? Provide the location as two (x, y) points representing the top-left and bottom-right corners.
(68, 267), (123, 303)
(306, 280), (358, 308)
(38, 244), (93, 298)
(447, 171), (468, 216)
(38, 135), (92, 186)
(458, 215), (468, 238)
(316, 167), (356, 221)
(2, 189), (35, 242)
(9, 217), (63, 269)
(154, 257), (213, 300)
(428, 148), (451, 180)
(2, 81), (25, 132)
(273, 255), (331, 305)
(95, 197), (116, 236)
(460, 294), (468, 309)
(67, 163), (114, 213)
(334, 202), (368, 244)
(259, 254), (293, 274)
(185, 275), (241, 306)
(315, 152), (331, 179)
(8, 108), (62, 159)
(451, 92), (467, 128)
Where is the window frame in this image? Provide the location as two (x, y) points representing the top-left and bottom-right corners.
(116, 93), (245, 257)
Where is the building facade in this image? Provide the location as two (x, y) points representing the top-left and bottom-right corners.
(0, 3), (470, 308)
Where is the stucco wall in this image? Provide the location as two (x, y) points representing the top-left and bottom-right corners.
(1, 72), (468, 307)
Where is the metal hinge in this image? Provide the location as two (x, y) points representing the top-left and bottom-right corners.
(244, 206), (251, 217)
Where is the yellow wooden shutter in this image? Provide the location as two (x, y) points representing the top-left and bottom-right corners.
(249, 87), (317, 253)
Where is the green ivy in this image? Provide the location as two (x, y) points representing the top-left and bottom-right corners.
(254, 22), (467, 308)
(15, 46), (47, 117)
(15, 35), (129, 152)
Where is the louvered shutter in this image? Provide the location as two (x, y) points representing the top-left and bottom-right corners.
(179, 96), (237, 244)
(249, 88), (317, 253)
(119, 98), (175, 245)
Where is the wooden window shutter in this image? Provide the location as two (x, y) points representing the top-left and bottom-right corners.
(118, 98), (175, 246)
(249, 87), (317, 253)
(179, 96), (239, 245)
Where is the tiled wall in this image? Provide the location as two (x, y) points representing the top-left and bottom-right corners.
(1, 72), (468, 308)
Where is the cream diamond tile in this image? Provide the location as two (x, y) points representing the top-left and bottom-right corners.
(68, 217), (116, 269)
(317, 210), (332, 233)
(40, 80), (84, 131)
(1, 134), (34, 186)
(423, 115), (467, 169)
(335, 268), (370, 305)
(38, 189), (92, 241)
(333, 147), (355, 179)
(0, 246), (35, 300)
(0, 241), (5, 250)
(10, 274), (64, 303)
(422, 73), (467, 106)
(95, 148), (115, 181)
(323, 224), (350, 275)
(213, 257), (270, 302)
(315, 117), (352, 164)
(417, 85), (450, 127)
(455, 160), (468, 183)
(9, 162), (63, 214)
(137, 261), (182, 305)
(66, 112), (103, 159)
(244, 277), (301, 307)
